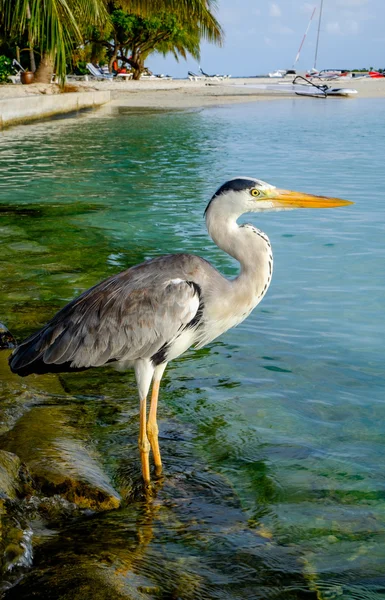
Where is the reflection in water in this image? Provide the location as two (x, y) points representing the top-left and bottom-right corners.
(1, 350), (314, 599)
(1, 100), (385, 598)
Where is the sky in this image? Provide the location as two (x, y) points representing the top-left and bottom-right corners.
(147, 0), (384, 78)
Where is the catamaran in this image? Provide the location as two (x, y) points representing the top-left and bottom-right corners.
(266, 0), (357, 97)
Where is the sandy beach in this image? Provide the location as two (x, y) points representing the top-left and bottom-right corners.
(1, 76), (385, 111)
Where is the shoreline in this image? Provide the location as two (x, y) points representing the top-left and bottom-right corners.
(1, 77), (385, 127)
(0, 90), (110, 128)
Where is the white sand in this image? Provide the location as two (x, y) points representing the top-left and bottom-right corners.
(1, 77), (384, 110)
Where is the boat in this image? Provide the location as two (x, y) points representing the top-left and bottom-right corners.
(307, 68), (350, 80)
(268, 70), (286, 78)
(268, 8), (316, 79)
(238, 75), (357, 98)
(292, 76), (357, 97)
(293, 1), (358, 96)
(309, 0), (354, 82)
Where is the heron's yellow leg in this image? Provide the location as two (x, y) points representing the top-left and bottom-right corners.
(139, 396), (151, 484)
(147, 379), (162, 474)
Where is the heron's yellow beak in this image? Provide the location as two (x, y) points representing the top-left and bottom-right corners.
(269, 189), (353, 209)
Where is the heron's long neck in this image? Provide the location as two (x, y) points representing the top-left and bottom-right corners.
(205, 202), (273, 301)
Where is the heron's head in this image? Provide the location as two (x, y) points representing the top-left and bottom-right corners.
(205, 177), (353, 217)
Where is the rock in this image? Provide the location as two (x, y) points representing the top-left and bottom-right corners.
(1, 405), (121, 512)
(3, 560), (147, 599)
(0, 324), (15, 350)
(0, 350), (65, 437)
(0, 451), (21, 501)
(0, 451), (33, 578)
(0, 523), (33, 576)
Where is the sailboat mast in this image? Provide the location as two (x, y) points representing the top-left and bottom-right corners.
(314, 0), (324, 70)
(292, 6), (317, 69)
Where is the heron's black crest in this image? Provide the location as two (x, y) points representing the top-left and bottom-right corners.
(204, 178), (257, 215)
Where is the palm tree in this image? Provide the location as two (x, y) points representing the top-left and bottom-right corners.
(1, 0), (222, 84)
(129, 0), (222, 43)
(1, 0), (107, 82)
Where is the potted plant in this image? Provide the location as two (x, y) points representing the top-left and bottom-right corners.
(21, 69), (35, 84)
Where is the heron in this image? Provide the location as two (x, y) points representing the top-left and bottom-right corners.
(9, 178), (352, 484)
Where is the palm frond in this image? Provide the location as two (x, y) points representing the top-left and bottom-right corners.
(1, 0), (107, 82)
(123, 0), (223, 44)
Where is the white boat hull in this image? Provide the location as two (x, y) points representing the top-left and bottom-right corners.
(295, 86), (358, 97)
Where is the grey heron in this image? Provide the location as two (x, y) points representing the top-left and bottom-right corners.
(9, 178), (352, 484)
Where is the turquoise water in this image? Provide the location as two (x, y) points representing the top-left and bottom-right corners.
(0, 98), (385, 598)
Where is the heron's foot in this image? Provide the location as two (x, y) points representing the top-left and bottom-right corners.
(154, 464), (163, 478)
(139, 437), (151, 484)
(147, 422), (162, 472)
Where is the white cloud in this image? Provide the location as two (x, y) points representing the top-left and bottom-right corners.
(336, 0), (368, 5)
(326, 18), (360, 35)
(253, 8), (261, 16)
(301, 2), (317, 13)
(270, 23), (294, 35)
(326, 21), (342, 34)
(340, 7), (373, 19)
(269, 3), (282, 17)
(264, 37), (275, 47)
(347, 19), (359, 33)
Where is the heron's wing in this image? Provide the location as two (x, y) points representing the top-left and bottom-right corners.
(9, 273), (201, 375)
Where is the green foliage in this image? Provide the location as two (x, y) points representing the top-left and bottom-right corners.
(127, 0), (223, 44)
(0, 0), (222, 83)
(0, 54), (13, 83)
(93, 9), (204, 78)
(0, 0), (108, 83)
(111, 10), (194, 54)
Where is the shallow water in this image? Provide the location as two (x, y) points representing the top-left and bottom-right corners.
(0, 98), (385, 599)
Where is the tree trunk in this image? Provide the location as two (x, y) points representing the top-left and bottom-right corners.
(26, 3), (36, 72)
(131, 54), (143, 80)
(108, 45), (120, 73)
(29, 47), (36, 73)
(118, 53), (141, 79)
(34, 54), (55, 83)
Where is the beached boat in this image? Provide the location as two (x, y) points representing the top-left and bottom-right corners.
(268, 69), (296, 78)
(269, 70), (287, 78)
(239, 76), (357, 98)
(269, 7), (317, 79)
(307, 68), (350, 80)
(292, 76), (357, 97)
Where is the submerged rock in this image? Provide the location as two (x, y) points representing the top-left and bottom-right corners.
(0, 451), (22, 501)
(0, 350), (65, 437)
(0, 324), (15, 350)
(1, 405), (121, 512)
(0, 451), (33, 579)
(1, 346), (120, 512)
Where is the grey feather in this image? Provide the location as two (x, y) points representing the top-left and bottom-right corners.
(9, 178), (276, 379)
(9, 254), (223, 376)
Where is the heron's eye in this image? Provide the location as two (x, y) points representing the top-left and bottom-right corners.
(250, 188), (261, 198)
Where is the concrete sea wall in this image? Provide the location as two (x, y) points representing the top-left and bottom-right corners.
(0, 90), (111, 128)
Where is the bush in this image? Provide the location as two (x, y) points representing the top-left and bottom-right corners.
(0, 55), (14, 84)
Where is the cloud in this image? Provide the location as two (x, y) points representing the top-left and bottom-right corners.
(346, 19), (359, 33)
(270, 23), (294, 35)
(326, 18), (360, 35)
(301, 2), (317, 13)
(326, 21), (342, 34)
(336, 0), (368, 5)
(264, 37), (275, 47)
(269, 3), (282, 17)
